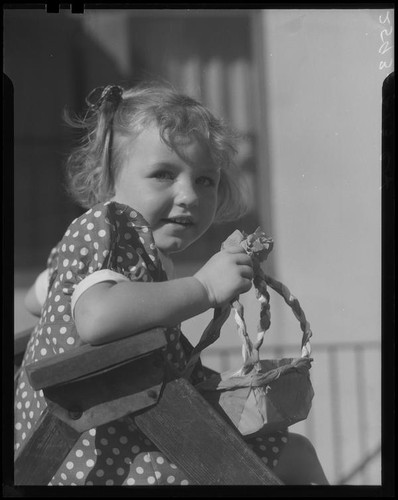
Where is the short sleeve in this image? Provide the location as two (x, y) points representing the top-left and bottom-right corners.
(56, 201), (164, 302)
(70, 269), (130, 318)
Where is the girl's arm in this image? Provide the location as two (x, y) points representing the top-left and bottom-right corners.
(24, 269), (49, 317)
(74, 246), (253, 345)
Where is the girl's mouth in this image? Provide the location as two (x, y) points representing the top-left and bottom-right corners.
(162, 216), (194, 227)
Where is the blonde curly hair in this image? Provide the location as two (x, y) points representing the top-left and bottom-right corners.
(64, 81), (248, 223)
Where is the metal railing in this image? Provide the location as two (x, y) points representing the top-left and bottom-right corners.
(201, 340), (381, 485)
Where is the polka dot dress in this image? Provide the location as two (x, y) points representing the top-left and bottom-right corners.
(14, 201), (288, 485)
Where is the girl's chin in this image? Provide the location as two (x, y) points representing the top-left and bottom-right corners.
(155, 236), (196, 255)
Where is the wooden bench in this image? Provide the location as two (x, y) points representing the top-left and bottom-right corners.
(14, 327), (283, 486)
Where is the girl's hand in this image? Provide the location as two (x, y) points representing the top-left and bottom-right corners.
(194, 246), (253, 307)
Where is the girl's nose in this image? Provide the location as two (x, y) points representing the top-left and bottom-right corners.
(175, 180), (199, 208)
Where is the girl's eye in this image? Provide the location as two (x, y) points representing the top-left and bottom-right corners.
(197, 176), (216, 187)
(153, 171), (174, 181)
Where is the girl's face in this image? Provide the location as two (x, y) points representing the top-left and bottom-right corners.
(112, 125), (220, 255)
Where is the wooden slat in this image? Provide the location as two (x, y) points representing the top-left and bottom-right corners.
(43, 350), (165, 433)
(26, 328), (167, 390)
(14, 407), (80, 485)
(135, 377), (283, 485)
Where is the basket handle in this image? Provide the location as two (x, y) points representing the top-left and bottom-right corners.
(183, 229), (313, 379)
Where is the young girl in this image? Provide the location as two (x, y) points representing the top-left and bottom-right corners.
(16, 82), (328, 486)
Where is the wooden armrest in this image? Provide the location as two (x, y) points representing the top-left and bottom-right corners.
(25, 328), (167, 391)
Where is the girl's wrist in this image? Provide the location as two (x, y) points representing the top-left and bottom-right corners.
(188, 276), (213, 311)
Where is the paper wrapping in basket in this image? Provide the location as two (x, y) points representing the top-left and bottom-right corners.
(183, 228), (314, 437)
(196, 357), (314, 436)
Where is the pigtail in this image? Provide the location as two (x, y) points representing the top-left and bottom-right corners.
(64, 86), (123, 208)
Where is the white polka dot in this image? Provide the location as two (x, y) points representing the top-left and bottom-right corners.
(66, 271), (73, 280)
(147, 476), (156, 484)
(262, 456), (268, 463)
(21, 391), (27, 399)
(155, 471), (162, 480)
(167, 475), (175, 484)
(170, 463), (177, 469)
(63, 315), (71, 322)
(94, 449), (102, 456)
(80, 218), (87, 225)
(272, 446), (279, 453)
(58, 305), (65, 312)
(69, 244), (75, 252)
(89, 429), (96, 436)
(117, 256), (123, 263)
(106, 458), (113, 465)
(156, 456), (164, 465)
(268, 437), (276, 442)
(66, 461), (74, 470)
(131, 445), (140, 454)
(15, 422), (22, 430)
(76, 471), (84, 480)
(98, 230), (106, 237)
(116, 467), (124, 476)
(65, 230), (71, 236)
(75, 449), (83, 458)
(273, 459), (278, 466)
(87, 223), (94, 230)
(124, 233), (131, 240)
(100, 438), (108, 446)
(181, 479), (189, 485)
(67, 337), (75, 345)
(84, 234), (91, 242)
(119, 436), (128, 444)
(130, 210), (137, 218)
(259, 444), (266, 451)
(105, 480), (114, 485)
(96, 469), (104, 477)
(103, 250), (109, 257)
(86, 481), (93, 486)
(94, 211), (102, 217)
(112, 447), (120, 455)
(143, 454), (151, 463)
(82, 439), (90, 447)
(127, 478), (135, 485)
(136, 467), (144, 474)
(93, 242), (99, 249)
(21, 432), (26, 440)
(80, 248), (88, 256)
(86, 459), (94, 467)
(61, 244), (67, 252)
(59, 327), (67, 334)
(19, 382), (26, 389)
(59, 348), (64, 353)
(27, 422), (32, 429)
(63, 259), (69, 267)
(16, 402), (22, 410)
(72, 259), (78, 266)
(40, 348), (47, 356)
(142, 227), (149, 233)
(61, 473), (67, 480)
(281, 436), (288, 443)
(25, 401), (30, 409)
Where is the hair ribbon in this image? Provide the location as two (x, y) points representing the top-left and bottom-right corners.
(85, 85), (124, 112)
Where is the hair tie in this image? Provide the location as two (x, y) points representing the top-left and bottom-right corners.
(85, 85), (124, 112)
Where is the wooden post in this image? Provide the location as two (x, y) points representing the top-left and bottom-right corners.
(135, 377), (283, 485)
